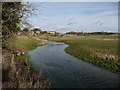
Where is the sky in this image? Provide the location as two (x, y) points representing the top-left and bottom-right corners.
(29, 2), (118, 33)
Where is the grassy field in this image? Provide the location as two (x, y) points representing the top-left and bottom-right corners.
(37, 34), (119, 73)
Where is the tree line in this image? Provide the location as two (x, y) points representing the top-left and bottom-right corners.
(66, 31), (117, 35)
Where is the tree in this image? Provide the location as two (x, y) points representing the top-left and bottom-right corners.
(32, 28), (41, 32)
(23, 28), (29, 32)
(2, 2), (40, 39)
(2, 2), (22, 38)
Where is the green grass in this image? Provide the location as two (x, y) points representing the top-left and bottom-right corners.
(64, 40), (119, 73)
(38, 34), (119, 73)
(4, 34), (48, 51)
(17, 54), (31, 70)
(17, 53), (39, 73)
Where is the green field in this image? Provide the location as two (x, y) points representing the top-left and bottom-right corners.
(37, 34), (119, 73)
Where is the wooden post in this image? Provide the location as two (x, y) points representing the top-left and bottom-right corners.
(11, 54), (15, 64)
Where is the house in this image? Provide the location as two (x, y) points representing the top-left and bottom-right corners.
(29, 30), (41, 36)
(49, 31), (56, 34)
(35, 31), (40, 34)
(29, 31), (35, 35)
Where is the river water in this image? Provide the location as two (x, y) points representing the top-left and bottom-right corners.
(28, 40), (119, 88)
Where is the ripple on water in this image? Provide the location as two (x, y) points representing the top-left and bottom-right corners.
(44, 62), (64, 68)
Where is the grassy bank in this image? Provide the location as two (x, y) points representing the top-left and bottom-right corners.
(4, 34), (48, 51)
(2, 34), (50, 88)
(37, 34), (119, 73)
(64, 38), (119, 73)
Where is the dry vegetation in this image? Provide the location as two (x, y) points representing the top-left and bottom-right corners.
(2, 34), (50, 88)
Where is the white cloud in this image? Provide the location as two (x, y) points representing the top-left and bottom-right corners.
(56, 25), (70, 30)
(38, 17), (49, 20)
(29, 3), (118, 33)
(30, 14), (118, 33)
(66, 18), (78, 25)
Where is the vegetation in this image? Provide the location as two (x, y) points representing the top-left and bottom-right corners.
(2, 1), (119, 88)
(2, 2), (50, 88)
(65, 39), (119, 73)
(2, 2), (38, 39)
(2, 34), (50, 88)
(37, 34), (119, 73)
(4, 34), (47, 51)
(66, 31), (117, 35)
(2, 2), (22, 38)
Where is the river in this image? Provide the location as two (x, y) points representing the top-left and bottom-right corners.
(28, 40), (119, 88)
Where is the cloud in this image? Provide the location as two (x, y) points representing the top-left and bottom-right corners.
(67, 22), (77, 25)
(92, 21), (101, 25)
(39, 17), (49, 20)
(99, 23), (104, 25)
(56, 25), (70, 30)
(66, 18), (78, 25)
(92, 21), (104, 26)
(67, 21), (78, 25)
(29, 2), (118, 33)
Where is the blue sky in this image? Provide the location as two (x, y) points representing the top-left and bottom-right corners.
(29, 2), (118, 33)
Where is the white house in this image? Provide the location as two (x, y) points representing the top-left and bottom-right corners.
(35, 31), (40, 34)
(29, 30), (41, 35)
(49, 31), (56, 34)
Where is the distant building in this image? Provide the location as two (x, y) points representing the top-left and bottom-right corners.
(35, 31), (40, 34)
(49, 31), (56, 34)
(29, 31), (34, 35)
(29, 28), (43, 35)
(29, 30), (41, 36)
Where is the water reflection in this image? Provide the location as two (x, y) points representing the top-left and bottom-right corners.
(28, 40), (119, 88)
